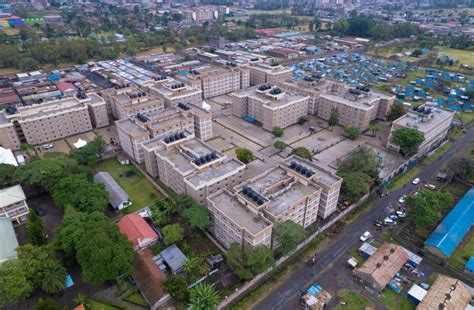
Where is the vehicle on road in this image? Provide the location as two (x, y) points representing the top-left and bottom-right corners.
(388, 214), (398, 220)
(412, 178), (420, 185)
(424, 184), (436, 190)
(34, 208), (46, 216)
(360, 231), (372, 242)
(396, 210), (407, 218)
(41, 144), (53, 150)
(373, 220), (383, 227)
(384, 218), (397, 226)
(398, 195), (407, 204)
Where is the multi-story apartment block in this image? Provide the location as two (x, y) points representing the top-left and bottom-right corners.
(182, 6), (218, 22)
(206, 155), (342, 249)
(317, 86), (395, 130)
(0, 93), (108, 150)
(277, 78), (341, 115)
(386, 105), (455, 155)
(249, 62), (293, 86)
(231, 84), (309, 131)
(116, 103), (212, 163)
(207, 189), (273, 249)
(142, 133), (245, 206)
(176, 65), (250, 99)
(142, 76), (203, 108)
(101, 84), (164, 120)
(0, 185), (29, 224)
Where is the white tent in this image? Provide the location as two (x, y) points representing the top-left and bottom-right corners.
(0, 147), (18, 166)
(73, 138), (87, 149)
(201, 100), (211, 111)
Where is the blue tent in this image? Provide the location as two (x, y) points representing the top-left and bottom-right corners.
(466, 257), (474, 272)
(425, 187), (474, 257)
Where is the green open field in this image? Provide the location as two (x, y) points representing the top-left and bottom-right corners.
(334, 290), (374, 310)
(89, 299), (122, 310)
(378, 289), (416, 310)
(93, 157), (162, 212)
(437, 47), (474, 68)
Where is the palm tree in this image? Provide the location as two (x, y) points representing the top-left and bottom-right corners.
(188, 283), (220, 310)
(40, 262), (67, 294)
(367, 124), (379, 137)
(182, 256), (198, 275)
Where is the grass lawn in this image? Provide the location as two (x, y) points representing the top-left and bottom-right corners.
(437, 47), (474, 67)
(93, 157), (162, 212)
(458, 112), (474, 125)
(0, 67), (20, 76)
(424, 141), (453, 164)
(334, 289), (374, 310)
(448, 232), (474, 270)
(378, 289), (416, 310)
(89, 299), (122, 310)
(122, 292), (148, 307)
(387, 166), (422, 190)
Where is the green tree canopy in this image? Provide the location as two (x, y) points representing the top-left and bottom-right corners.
(386, 102), (406, 121)
(51, 174), (108, 213)
(328, 107), (339, 128)
(162, 224), (184, 246)
(27, 209), (47, 246)
(227, 244), (274, 280)
(39, 262), (66, 294)
(0, 164), (17, 187)
(406, 190), (454, 228)
(69, 141), (99, 166)
(0, 260), (33, 307)
(448, 157), (474, 181)
(343, 126), (361, 140)
(163, 275), (188, 301)
(298, 116), (310, 125)
(273, 140), (287, 150)
(36, 298), (62, 310)
(235, 148), (255, 164)
(272, 126), (284, 137)
(188, 283), (220, 310)
(392, 128), (425, 156)
(338, 171), (373, 202)
(182, 204), (210, 231)
(76, 220), (134, 285)
(291, 147), (312, 160)
(273, 221), (306, 255)
(337, 145), (379, 179)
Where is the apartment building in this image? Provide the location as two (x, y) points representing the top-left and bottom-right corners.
(116, 103), (212, 163)
(101, 84), (164, 120)
(182, 7), (218, 22)
(249, 62), (293, 86)
(0, 185), (29, 224)
(141, 133), (245, 206)
(207, 190), (273, 248)
(0, 93), (108, 150)
(317, 86), (395, 130)
(231, 84), (309, 131)
(176, 65), (250, 99)
(386, 105), (455, 155)
(277, 78), (341, 115)
(142, 76), (203, 108)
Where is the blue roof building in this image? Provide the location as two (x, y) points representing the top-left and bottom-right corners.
(425, 187), (474, 258)
(466, 257), (474, 272)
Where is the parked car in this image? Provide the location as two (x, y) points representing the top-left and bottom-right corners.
(398, 195), (407, 204)
(388, 214), (398, 220)
(384, 218), (397, 226)
(412, 178), (420, 185)
(41, 144), (53, 150)
(373, 220), (383, 227)
(360, 231), (372, 242)
(396, 210), (407, 218)
(424, 184), (436, 190)
(34, 208), (46, 217)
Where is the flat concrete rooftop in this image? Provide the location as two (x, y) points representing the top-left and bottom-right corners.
(267, 182), (319, 216)
(286, 156), (341, 187)
(320, 90), (393, 110)
(392, 107), (454, 133)
(187, 158), (244, 188)
(209, 190), (271, 235)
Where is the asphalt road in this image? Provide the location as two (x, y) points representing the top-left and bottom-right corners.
(253, 126), (474, 310)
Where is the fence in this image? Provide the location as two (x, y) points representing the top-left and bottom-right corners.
(217, 192), (371, 309)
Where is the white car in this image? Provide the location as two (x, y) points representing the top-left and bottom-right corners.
(384, 218), (397, 226)
(396, 210), (407, 218)
(360, 231), (372, 242)
(412, 178), (420, 185)
(425, 184), (436, 190)
(398, 195), (407, 204)
(42, 144), (53, 150)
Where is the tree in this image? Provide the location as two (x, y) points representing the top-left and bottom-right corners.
(272, 126), (284, 137)
(333, 19), (349, 35)
(273, 221), (306, 255)
(27, 209), (47, 246)
(337, 146), (379, 179)
(162, 224), (184, 246)
(328, 107), (339, 129)
(182, 256), (199, 274)
(338, 171), (373, 202)
(0, 164), (17, 186)
(392, 128), (425, 156)
(406, 190), (454, 228)
(386, 102), (406, 121)
(151, 208), (169, 226)
(273, 140), (287, 150)
(76, 220), (134, 285)
(36, 298), (61, 310)
(163, 275), (188, 301)
(175, 195), (193, 211)
(182, 204), (210, 230)
(69, 142), (99, 166)
(235, 148), (255, 164)
(448, 157), (474, 181)
(39, 262), (66, 294)
(19, 57), (39, 71)
(298, 116), (310, 125)
(343, 126), (361, 140)
(291, 147), (312, 160)
(0, 260), (33, 307)
(52, 174), (108, 213)
(367, 124), (379, 137)
(227, 244), (274, 280)
(188, 283), (220, 310)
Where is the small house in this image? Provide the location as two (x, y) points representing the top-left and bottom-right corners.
(118, 214), (158, 251)
(94, 172), (131, 210)
(158, 244), (187, 274)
